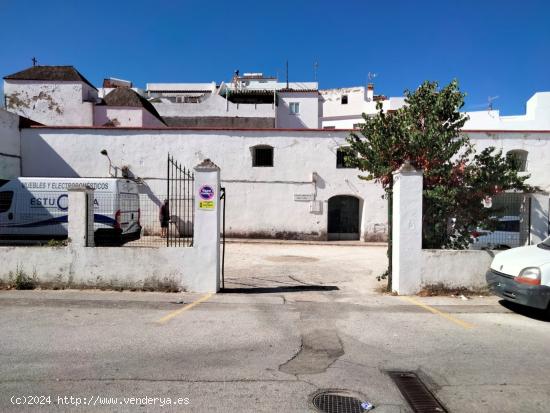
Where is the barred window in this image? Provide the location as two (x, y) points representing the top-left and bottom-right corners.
(507, 149), (528, 172)
(336, 148), (353, 169)
(252, 145), (274, 167)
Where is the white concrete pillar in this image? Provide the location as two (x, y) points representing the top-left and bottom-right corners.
(192, 159), (221, 292)
(392, 161), (423, 295)
(68, 187), (94, 247)
(529, 193), (549, 245)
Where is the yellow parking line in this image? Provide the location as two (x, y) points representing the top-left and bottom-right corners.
(399, 296), (475, 330)
(157, 293), (213, 324)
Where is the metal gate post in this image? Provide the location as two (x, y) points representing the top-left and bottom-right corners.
(220, 187), (226, 290)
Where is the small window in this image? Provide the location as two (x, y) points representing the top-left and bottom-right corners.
(289, 102), (300, 114)
(341, 95), (348, 104)
(0, 191), (14, 213)
(496, 219), (520, 232)
(336, 148), (353, 169)
(506, 149), (528, 172)
(252, 146), (274, 167)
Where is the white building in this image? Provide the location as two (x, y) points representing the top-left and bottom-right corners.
(3, 65), (406, 131)
(464, 92), (550, 131)
(94, 87), (166, 128)
(3, 66), (98, 126)
(17, 126), (388, 241)
(3, 66), (165, 128)
(97, 77), (144, 99)
(147, 72), (321, 129)
(2, 64), (550, 242)
(319, 84), (406, 129)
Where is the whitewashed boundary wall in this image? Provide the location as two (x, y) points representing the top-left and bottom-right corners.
(392, 163), (548, 295)
(0, 161), (221, 293)
(421, 250), (500, 289)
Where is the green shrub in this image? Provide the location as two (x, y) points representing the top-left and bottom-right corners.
(8, 267), (38, 290)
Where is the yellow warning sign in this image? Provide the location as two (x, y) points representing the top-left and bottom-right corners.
(199, 201), (215, 210)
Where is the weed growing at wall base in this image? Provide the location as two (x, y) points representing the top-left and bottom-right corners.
(8, 266), (38, 290)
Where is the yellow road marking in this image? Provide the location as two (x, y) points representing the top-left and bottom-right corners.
(157, 293), (212, 324)
(399, 296), (475, 330)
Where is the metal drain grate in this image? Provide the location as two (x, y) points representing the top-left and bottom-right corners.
(311, 390), (369, 413)
(388, 371), (447, 413)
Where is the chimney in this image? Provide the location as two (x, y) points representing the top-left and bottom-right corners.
(367, 83), (374, 101)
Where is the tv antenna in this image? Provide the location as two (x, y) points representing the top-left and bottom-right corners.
(313, 61), (319, 82)
(31, 57), (38, 66)
(487, 95), (499, 110)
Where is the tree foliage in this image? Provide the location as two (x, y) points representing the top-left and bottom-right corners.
(345, 80), (531, 250)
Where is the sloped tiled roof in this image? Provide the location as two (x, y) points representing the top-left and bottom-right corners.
(101, 87), (166, 125)
(3, 65), (97, 90)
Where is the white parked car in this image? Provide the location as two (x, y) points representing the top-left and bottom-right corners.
(486, 237), (550, 310)
(471, 216), (520, 250)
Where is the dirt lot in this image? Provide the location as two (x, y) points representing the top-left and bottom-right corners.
(223, 241), (388, 294)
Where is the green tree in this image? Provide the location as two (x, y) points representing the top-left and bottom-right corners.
(345, 80), (530, 290)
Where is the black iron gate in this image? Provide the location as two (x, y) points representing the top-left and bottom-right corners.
(167, 154), (194, 247)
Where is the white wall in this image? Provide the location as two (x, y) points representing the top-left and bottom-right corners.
(0, 246), (213, 292)
(0, 109), (21, 178)
(20, 128), (388, 241)
(319, 86), (405, 129)
(93, 106), (165, 128)
(142, 109), (166, 127)
(3, 80), (95, 126)
(19, 126), (550, 243)
(465, 92), (550, 130)
(421, 250), (499, 289)
(94, 107), (143, 127)
(153, 93), (275, 118)
(321, 87), (367, 118)
(276, 92), (319, 129)
(467, 131), (550, 192)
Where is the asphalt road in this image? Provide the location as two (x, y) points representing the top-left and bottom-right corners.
(1, 243), (549, 412)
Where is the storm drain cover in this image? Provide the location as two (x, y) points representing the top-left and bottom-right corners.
(310, 390), (370, 413)
(388, 371), (447, 413)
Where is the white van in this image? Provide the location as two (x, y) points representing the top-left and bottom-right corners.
(0, 178), (141, 245)
(486, 237), (550, 310)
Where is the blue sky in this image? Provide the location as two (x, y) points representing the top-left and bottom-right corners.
(1, 0), (549, 114)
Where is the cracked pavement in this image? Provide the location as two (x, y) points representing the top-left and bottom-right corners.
(1, 242), (550, 412)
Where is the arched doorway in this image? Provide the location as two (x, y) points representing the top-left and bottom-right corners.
(327, 196), (360, 240)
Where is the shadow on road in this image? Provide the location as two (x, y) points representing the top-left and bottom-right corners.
(499, 300), (550, 322)
(220, 285), (339, 294)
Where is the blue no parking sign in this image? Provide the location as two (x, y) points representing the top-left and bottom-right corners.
(199, 185), (215, 210)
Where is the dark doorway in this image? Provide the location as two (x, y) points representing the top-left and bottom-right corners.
(328, 196), (360, 240)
